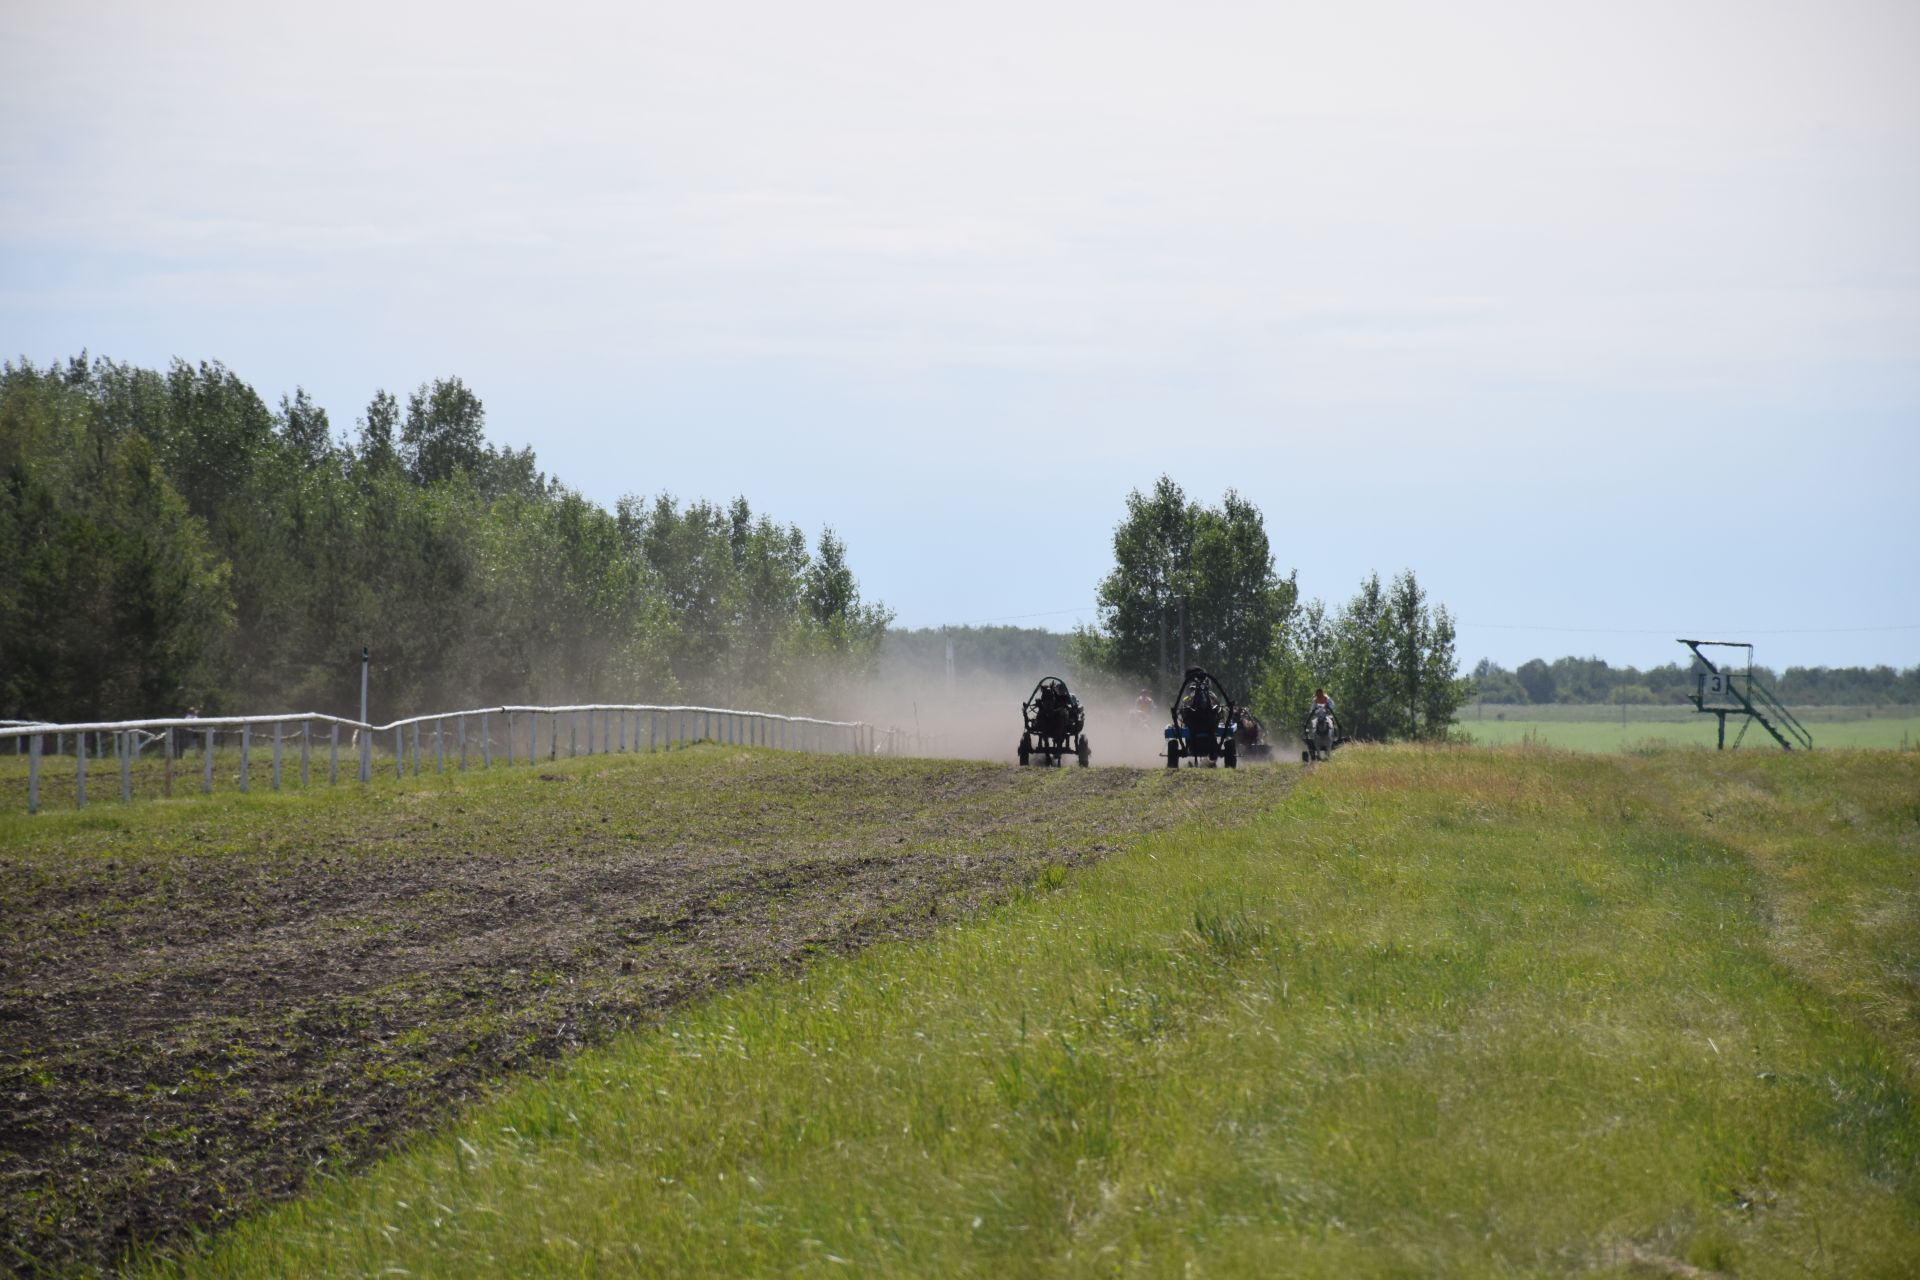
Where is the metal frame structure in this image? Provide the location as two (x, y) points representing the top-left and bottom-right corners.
(1678, 639), (1812, 751)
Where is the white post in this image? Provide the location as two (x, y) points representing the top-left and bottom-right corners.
(412, 721), (421, 775)
(649, 712), (657, 752)
(506, 712), (515, 766)
(570, 712), (578, 757)
(619, 711), (627, 753)
(359, 728), (371, 783)
(300, 720), (311, 787)
(272, 722), (283, 790)
(394, 727), (404, 779)
(75, 731), (87, 809)
(330, 723), (339, 785)
(28, 735), (41, 814)
(360, 644), (370, 727)
(204, 729), (215, 792)
(482, 712), (491, 767)
(119, 731), (132, 803)
(239, 725), (250, 792)
(436, 718), (445, 773)
(164, 726), (174, 797)
(459, 716), (468, 769)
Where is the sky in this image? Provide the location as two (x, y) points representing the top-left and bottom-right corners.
(3, 0), (1916, 671)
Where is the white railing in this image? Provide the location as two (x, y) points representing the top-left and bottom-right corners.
(0, 704), (879, 815)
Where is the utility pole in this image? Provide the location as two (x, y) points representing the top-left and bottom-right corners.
(1158, 607), (1168, 690)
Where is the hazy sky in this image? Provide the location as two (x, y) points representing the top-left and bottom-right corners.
(4, 0), (1916, 670)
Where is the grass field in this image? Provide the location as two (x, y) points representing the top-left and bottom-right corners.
(1462, 709), (1920, 753)
(1, 747), (1278, 1273)
(129, 746), (1919, 1278)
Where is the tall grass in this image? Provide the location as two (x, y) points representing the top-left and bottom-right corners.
(150, 748), (1920, 1277)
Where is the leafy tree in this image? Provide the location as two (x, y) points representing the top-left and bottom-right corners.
(355, 390), (400, 477)
(278, 387), (333, 465)
(401, 377), (485, 486)
(1076, 476), (1295, 700)
(1256, 570), (1466, 740)
(0, 356), (893, 723)
(1516, 658), (1556, 704)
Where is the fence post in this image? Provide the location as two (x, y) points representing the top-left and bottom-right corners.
(359, 728), (371, 783)
(75, 731), (87, 809)
(272, 722), (283, 790)
(436, 719), (445, 773)
(506, 712), (515, 766)
(238, 725), (250, 792)
(301, 720), (311, 787)
(119, 731), (132, 803)
(531, 711), (539, 763)
(482, 712), (491, 767)
(204, 729), (215, 793)
(412, 721), (421, 776)
(28, 735), (41, 814)
(164, 726), (174, 798)
(649, 712), (657, 752)
(569, 712), (578, 758)
(395, 727), (404, 779)
(330, 723), (339, 785)
(459, 716), (468, 769)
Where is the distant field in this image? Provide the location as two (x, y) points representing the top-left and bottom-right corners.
(1463, 713), (1920, 752)
(147, 746), (1920, 1278)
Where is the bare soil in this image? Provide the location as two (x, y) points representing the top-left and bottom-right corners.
(0, 749), (1255, 1275)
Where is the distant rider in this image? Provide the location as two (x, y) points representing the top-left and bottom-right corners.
(1311, 688), (1334, 721)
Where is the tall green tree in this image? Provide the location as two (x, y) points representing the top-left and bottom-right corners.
(1076, 476), (1295, 700)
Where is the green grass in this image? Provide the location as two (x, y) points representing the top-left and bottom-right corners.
(147, 746), (1920, 1278)
(1462, 715), (1920, 752)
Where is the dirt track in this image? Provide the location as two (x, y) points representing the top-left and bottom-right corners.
(0, 749), (1263, 1274)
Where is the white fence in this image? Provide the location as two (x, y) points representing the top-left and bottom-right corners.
(1, 704), (886, 815)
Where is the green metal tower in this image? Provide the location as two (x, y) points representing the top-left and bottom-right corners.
(1678, 639), (1812, 751)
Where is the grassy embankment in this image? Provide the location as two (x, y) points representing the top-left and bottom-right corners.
(154, 746), (1920, 1278)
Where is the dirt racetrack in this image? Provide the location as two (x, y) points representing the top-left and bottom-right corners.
(0, 747), (1271, 1274)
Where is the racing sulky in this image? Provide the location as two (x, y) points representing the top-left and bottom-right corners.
(1302, 704), (1342, 762)
(1233, 708), (1273, 761)
(1164, 667), (1242, 768)
(1018, 676), (1091, 767)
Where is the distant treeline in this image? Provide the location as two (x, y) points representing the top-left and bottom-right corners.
(0, 355), (889, 723)
(1471, 655), (1920, 707)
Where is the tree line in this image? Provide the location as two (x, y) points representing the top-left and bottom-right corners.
(1471, 655), (1920, 707)
(1070, 476), (1471, 740)
(0, 355), (890, 723)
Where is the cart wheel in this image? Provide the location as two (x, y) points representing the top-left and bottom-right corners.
(1302, 750), (1310, 763)
(1017, 736), (1030, 766)
(1076, 736), (1090, 768)
(1166, 741), (1179, 769)
(1225, 745), (1237, 770)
